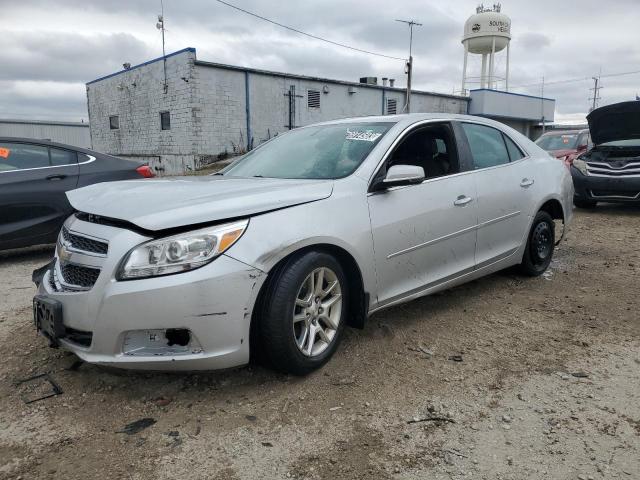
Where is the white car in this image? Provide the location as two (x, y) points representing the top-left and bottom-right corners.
(33, 114), (573, 374)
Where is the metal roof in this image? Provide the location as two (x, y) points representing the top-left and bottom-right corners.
(0, 119), (89, 128)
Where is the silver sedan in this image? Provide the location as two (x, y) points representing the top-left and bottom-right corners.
(33, 114), (574, 374)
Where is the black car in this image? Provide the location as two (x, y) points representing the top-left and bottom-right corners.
(571, 101), (640, 208)
(0, 137), (154, 250)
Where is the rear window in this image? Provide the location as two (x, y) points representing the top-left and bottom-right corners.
(504, 135), (525, 161)
(536, 133), (579, 151)
(461, 123), (510, 169)
(0, 143), (49, 171)
(50, 148), (78, 166)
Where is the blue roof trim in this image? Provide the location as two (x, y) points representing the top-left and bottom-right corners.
(470, 88), (555, 102)
(86, 48), (196, 85)
(470, 112), (554, 122)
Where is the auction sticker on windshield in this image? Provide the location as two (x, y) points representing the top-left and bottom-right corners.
(346, 128), (383, 142)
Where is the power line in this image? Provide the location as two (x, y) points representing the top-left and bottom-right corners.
(510, 69), (640, 89)
(213, 0), (405, 61)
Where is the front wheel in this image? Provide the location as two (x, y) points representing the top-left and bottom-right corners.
(519, 211), (555, 276)
(259, 251), (347, 375)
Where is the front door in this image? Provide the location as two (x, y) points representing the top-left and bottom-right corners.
(367, 122), (478, 307)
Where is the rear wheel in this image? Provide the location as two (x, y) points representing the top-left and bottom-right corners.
(519, 211), (555, 276)
(259, 251), (347, 375)
(573, 198), (597, 209)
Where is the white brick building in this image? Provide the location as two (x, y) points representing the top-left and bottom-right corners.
(86, 48), (469, 174)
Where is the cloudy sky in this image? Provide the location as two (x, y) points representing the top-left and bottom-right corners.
(1, 0), (638, 124)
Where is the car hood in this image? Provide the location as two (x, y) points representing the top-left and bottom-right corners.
(587, 101), (640, 145)
(67, 176), (334, 231)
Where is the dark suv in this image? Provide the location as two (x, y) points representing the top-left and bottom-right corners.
(571, 101), (640, 208)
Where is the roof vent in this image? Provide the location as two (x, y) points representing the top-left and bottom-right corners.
(359, 77), (378, 85)
(389, 78), (396, 88)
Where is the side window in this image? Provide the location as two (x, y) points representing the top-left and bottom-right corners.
(387, 123), (458, 180)
(0, 143), (50, 171)
(49, 148), (78, 166)
(503, 134), (525, 161)
(461, 123), (510, 169)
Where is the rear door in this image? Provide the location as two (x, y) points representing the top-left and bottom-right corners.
(0, 142), (79, 248)
(367, 122), (478, 306)
(458, 122), (534, 267)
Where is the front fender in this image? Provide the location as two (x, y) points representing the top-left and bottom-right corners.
(225, 182), (377, 305)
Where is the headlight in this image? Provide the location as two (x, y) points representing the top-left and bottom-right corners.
(117, 219), (248, 280)
(573, 158), (589, 175)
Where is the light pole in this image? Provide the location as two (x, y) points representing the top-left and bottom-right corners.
(396, 19), (422, 113)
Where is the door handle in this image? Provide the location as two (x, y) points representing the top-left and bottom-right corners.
(454, 195), (473, 206)
(46, 174), (67, 181)
(520, 178), (535, 188)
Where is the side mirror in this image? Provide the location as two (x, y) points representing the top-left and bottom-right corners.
(374, 164), (425, 191)
(577, 144), (588, 152)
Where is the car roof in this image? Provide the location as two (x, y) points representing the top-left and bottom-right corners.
(0, 136), (102, 155)
(311, 112), (519, 131)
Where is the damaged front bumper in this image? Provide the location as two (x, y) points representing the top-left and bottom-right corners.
(34, 216), (267, 371)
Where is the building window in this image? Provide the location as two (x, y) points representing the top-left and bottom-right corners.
(109, 115), (119, 130)
(386, 99), (397, 115)
(307, 90), (320, 109)
(160, 111), (171, 130)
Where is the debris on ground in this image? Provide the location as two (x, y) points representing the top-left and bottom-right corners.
(407, 415), (456, 425)
(116, 418), (157, 435)
(16, 373), (63, 404)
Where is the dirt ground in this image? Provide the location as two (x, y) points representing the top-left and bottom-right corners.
(1, 206), (639, 480)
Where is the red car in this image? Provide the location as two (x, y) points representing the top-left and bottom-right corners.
(535, 129), (591, 164)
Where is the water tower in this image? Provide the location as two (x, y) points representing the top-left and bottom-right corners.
(461, 3), (511, 95)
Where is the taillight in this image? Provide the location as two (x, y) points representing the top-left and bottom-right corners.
(136, 165), (155, 178)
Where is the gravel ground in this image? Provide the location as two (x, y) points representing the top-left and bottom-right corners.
(0, 206), (639, 480)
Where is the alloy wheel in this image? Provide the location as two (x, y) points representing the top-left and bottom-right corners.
(292, 267), (342, 357)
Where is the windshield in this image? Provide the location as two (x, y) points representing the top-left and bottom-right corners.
(223, 122), (393, 179)
(535, 133), (579, 151)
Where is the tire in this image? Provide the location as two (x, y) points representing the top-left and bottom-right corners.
(519, 211), (555, 277)
(573, 198), (597, 209)
(259, 251), (348, 375)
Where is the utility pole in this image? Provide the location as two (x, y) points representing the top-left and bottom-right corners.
(396, 19), (422, 113)
(541, 75), (546, 134)
(589, 76), (602, 112)
(156, 0), (168, 94)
